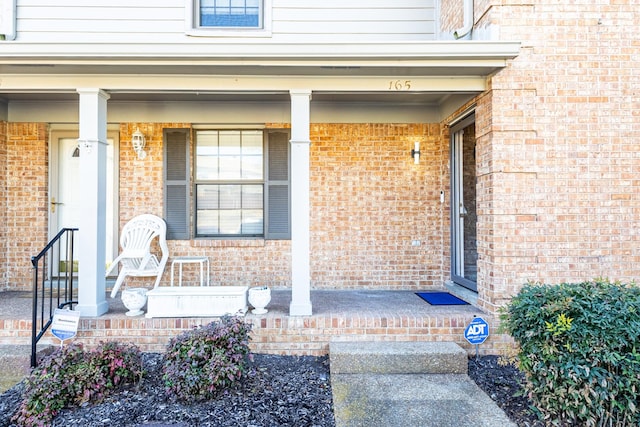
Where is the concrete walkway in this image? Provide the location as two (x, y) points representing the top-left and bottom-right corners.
(330, 341), (516, 427)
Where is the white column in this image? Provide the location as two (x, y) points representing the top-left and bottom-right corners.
(75, 88), (110, 316)
(289, 90), (313, 316)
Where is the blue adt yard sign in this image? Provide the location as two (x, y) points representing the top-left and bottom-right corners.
(464, 316), (489, 345)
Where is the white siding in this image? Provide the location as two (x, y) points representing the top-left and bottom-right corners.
(272, 1), (435, 42)
(15, 0), (184, 43)
(11, 0), (436, 47)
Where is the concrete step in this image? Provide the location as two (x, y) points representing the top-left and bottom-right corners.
(329, 341), (515, 427)
(0, 344), (54, 393)
(331, 373), (516, 427)
(329, 341), (467, 375)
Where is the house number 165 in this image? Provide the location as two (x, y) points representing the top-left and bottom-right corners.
(388, 80), (412, 90)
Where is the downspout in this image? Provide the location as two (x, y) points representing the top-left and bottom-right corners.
(0, 0), (17, 41)
(453, 0), (473, 40)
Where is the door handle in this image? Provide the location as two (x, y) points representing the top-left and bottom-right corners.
(50, 197), (63, 213)
(459, 203), (468, 218)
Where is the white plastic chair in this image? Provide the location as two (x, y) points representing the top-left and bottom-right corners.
(106, 214), (169, 298)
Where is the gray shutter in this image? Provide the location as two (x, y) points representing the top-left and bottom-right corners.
(164, 129), (190, 240)
(265, 130), (290, 239)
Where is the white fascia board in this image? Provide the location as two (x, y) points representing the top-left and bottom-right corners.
(0, 41), (520, 63)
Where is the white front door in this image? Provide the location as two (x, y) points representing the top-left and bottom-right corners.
(49, 131), (118, 275)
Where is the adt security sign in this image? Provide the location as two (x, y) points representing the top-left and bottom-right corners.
(464, 317), (489, 345)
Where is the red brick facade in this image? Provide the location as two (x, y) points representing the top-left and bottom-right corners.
(1, 123), (49, 290)
(468, 1), (640, 312)
(0, 2), (638, 349)
(0, 122), (451, 291)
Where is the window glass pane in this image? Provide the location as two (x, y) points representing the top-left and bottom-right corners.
(218, 131), (242, 179)
(219, 156), (241, 179)
(242, 131), (263, 179)
(242, 185), (263, 209)
(242, 156), (262, 179)
(197, 156), (218, 180)
(219, 185), (241, 209)
(219, 131), (241, 155)
(242, 131), (262, 154)
(197, 185), (219, 210)
(242, 210), (263, 234)
(196, 210), (219, 235)
(219, 210), (242, 234)
(196, 131), (219, 180)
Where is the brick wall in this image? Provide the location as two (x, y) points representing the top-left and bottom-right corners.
(1, 121), (450, 292)
(3, 123), (49, 290)
(439, 0), (464, 34)
(309, 123), (448, 289)
(0, 122), (6, 289)
(471, 1), (640, 312)
(117, 122), (450, 291)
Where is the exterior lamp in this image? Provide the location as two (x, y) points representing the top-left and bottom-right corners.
(131, 127), (147, 160)
(411, 141), (420, 164)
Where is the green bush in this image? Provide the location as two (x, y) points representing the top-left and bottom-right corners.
(501, 279), (640, 426)
(12, 341), (143, 427)
(162, 316), (252, 401)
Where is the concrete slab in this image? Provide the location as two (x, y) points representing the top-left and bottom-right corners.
(0, 344), (54, 393)
(332, 373), (516, 427)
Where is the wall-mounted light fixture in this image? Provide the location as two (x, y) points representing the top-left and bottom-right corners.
(411, 141), (421, 164)
(131, 127), (147, 160)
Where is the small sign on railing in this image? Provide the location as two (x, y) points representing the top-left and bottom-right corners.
(51, 308), (80, 345)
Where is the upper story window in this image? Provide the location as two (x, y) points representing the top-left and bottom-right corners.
(199, 0), (261, 28)
(187, 0), (272, 36)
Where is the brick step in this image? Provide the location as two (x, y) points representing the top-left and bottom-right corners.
(329, 341), (467, 375)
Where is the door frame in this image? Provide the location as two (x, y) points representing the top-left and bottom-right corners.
(450, 112), (477, 292)
(48, 125), (120, 275)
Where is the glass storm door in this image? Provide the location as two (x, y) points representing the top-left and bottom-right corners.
(451, 115), (478, 292)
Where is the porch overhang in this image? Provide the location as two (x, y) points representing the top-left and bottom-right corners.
(0, 41), (520, 119)
(0, 40), (520, 68)
(0, 40), (520, 79)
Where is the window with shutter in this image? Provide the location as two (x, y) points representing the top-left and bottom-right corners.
(165, 128), (290, 240)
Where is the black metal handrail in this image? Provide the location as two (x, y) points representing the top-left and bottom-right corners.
(30, 228), (78, 367)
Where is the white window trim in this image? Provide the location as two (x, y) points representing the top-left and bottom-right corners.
(185, 0), (273, 38)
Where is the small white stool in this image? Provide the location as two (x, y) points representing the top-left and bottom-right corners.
(170, 256), (210, 287)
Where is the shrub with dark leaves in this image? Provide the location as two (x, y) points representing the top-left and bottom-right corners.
(501, 279), (640, 427)
(12, 341), (142, 427)
(162, 316), (252, 401)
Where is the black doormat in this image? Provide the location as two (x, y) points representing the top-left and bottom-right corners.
(416, 292), (469, 305)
